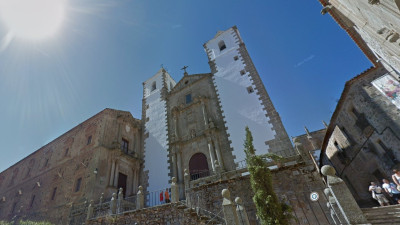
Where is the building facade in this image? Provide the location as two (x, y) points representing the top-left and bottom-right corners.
(0, 109), (143, 223)
(318, 0), (400, 208)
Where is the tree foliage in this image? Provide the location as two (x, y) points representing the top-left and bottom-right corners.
(244, 127), (291, 225)
(0, 220), (53, 225)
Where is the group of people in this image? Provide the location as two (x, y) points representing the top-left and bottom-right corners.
(369, 169), (400, 206)
(159, 188), (170, 204)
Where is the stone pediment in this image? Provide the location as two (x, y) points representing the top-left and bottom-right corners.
(170, 73), (211, 94)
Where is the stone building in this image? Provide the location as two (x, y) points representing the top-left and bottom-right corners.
(318, 0), (400, 207)
(142, 26), (296, 194)
(0, 26), (301, 224)
(0, 109), (143, 223)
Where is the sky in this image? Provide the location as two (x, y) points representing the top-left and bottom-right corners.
(0, 0), (372, 172)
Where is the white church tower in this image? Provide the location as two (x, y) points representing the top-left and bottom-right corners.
(142, 68), (176, 194)
(203, 26), (294, 162)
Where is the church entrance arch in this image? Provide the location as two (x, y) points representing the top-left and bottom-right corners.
(189, 153), (209, 180)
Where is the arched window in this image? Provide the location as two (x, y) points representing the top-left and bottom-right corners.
(218, 40), (226, 51)
(189, 153), (209, 180)
(151, 81), (156, 91)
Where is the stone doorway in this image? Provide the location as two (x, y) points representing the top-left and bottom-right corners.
(117, 172), (127, 196)
(189, 153), (209, 180)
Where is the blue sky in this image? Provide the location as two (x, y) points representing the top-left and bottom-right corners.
(0, 0), (371, 172)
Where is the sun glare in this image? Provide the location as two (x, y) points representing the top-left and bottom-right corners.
(0, 0), (66, 40)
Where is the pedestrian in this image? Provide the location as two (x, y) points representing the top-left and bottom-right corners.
(392, 169), (400, 190)
(160, 190), (164, 204)
(382, 179), (400, 204)
(369, 181), (389, 206)
(165, 188), (170, 203)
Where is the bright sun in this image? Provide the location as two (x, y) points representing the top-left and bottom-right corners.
(0, 0), (66, 40)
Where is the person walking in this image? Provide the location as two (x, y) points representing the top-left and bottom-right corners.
(160, 190), (164, 204)
(382, 179), (400, 204)
(392, 169), (400, 190)
(369, 181), (389, 206)
(165, 188), (170, 203)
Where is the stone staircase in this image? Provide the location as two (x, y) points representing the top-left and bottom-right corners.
(177, 201), (225, 225)
(362, 205), (400, 225)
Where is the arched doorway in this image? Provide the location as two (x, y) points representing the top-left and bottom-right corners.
(189, 153), (209, 180)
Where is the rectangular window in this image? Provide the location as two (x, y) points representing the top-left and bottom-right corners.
(75, 178), (82, 192)
(247, 86), (254, 94)
(240, 70), (246, 75)
(185, 94), (192, 104)
(43, 159), (49, 168)
(51, 187), (57, 200)
(87, 136), (92, 145)
(64, 148), (69, 156)
(234, 56), (239, 61)
(121, 139), (129, 153)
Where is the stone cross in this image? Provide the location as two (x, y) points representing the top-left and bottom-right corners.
(235, 197), (250, 225)
(171, 177), (179, 203)
(136, 186), (144, 209)
(321, 165), (369, 224)
(181, 66), (189, 76)
(221, 189), (240, 225)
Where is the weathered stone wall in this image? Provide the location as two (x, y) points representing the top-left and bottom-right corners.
(186, 164), (332, 225)
(321, 66), (400, 206)
(0, 109), (143, 224)
(87, 203), (210, 225)
(321, 0), (400, 75)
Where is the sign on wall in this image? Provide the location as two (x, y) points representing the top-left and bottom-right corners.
(372, 74), (400, 109)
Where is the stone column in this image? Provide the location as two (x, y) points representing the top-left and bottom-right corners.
(113, 164), (119, 187)
(235, 197), (250, 225)
(171, 177), (179, 203)
(86, 200), (94, 220)
(214, 137), (224, 170)
(221, 189), (240, 225)
(184, 169), (191, 207)
(177, 151), (183, 181)
(136, 186), (144, 209)
(110, 193), (117, 214)
(109, 159), (116, 186)
(173, 114), (179, 139)
(132, 168), (138, 194)
(117, 188), (123, 213)
(321, 165), (369, 224)
(207, 137), (216, 171)
(171, 151), (178, 180)
(201, 100), (209, 128)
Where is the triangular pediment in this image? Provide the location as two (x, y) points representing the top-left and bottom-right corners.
(170, 73), (211, 94)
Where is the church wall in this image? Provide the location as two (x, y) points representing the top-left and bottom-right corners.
(142, 69), (174, 193)
(204, 27), (294, 164)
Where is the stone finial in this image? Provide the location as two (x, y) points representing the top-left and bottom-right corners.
(87, 200), (94, 220)
(171, 177), (179, 203)
(184, 169), (190, 190)
(235, 197), (250, 225)
(136, 186), (144, 209)
(321, 165), (336, 177)
(235, 197), (242, 205)
(110, 194), (117, 214)
(221, 189), (240, 225)
(323, 188), (331, 197)
(99, 193), (104, 205)
(118, 187), (124, 199)
(222, 189), (230, 200)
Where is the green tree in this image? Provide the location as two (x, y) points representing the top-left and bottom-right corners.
(244, 127), (291, 225)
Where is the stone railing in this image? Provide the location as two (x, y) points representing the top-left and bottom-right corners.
(321, 165), (370, 225)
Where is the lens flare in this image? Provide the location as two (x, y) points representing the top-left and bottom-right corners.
(0, 0), (66, 40)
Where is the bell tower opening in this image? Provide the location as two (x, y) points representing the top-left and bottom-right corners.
(189, 153), (209, 180)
